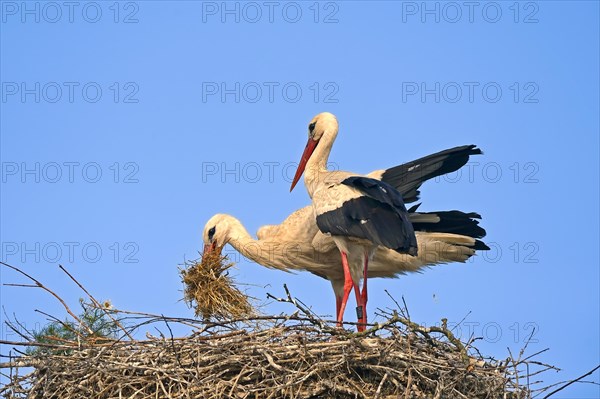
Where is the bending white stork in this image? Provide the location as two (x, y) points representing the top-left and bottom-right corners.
(202, 208), (486, 323)
(203, 140), (486, 329)
(289, 112), (483, 331)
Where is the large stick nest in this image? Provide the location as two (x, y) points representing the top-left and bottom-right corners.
(1, 309), (541, 399)
(2, 320), (529, 399)
(0, 263), (556, 399)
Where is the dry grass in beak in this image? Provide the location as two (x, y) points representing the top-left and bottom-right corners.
(180, 247), (255, 320)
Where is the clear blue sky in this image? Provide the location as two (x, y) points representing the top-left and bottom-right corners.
(1, 2), (598, 397)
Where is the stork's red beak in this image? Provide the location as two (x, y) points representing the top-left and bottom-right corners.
(202, 241), (220, 258)
(290, 138), (319, 192)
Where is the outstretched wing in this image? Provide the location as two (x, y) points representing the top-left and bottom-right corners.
(369, 145), (482, 203)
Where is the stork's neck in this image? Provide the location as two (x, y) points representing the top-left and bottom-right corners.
(226, 221), (277, 266)
(226, 220), (251, 242)
(303, 131), (336, 198)
(225, 221), (255, 256)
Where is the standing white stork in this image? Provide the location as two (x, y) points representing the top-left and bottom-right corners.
(290, 112), (468, 331)
(203, 140), (486, 330)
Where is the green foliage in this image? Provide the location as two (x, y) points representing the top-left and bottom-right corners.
(28, 299), (119, 356)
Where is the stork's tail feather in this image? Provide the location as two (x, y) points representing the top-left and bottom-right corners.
(408, 205), (489, 251)
(472, 239), (490, 251)
(381, 144), (482, 203)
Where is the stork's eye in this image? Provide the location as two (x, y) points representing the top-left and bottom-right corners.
(208, 226), (216, 240)
(309, 122), (316, 134)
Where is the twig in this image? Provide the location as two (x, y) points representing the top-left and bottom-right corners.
(266, 284), (336, 333)
(374, 372), (389, 398)
(542, 364), (600, 398)
(451, 311), (472, 333)
(34, 308), (85, 340)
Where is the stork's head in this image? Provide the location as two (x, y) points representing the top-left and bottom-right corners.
(290, 112), (338, 192)
(202, 213), (237, 257)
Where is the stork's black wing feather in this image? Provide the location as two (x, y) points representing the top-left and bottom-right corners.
(315, 177), (418, 255)
(382, 145), (482, 203)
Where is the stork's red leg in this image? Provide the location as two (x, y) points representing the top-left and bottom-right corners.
(362, 251), (369, 306)
(361, 252), (369, 328)
(337, 251), (354, 329)
(335, 294), (342, 320)
(353, 280), (365, 332)
(351, 252), (368, 332)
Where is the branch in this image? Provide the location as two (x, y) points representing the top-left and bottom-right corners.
(542, 364), (600, 398)
(1, 262), (93, 335)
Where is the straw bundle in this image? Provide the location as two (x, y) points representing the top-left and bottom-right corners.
(180, 249), (255, 319)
